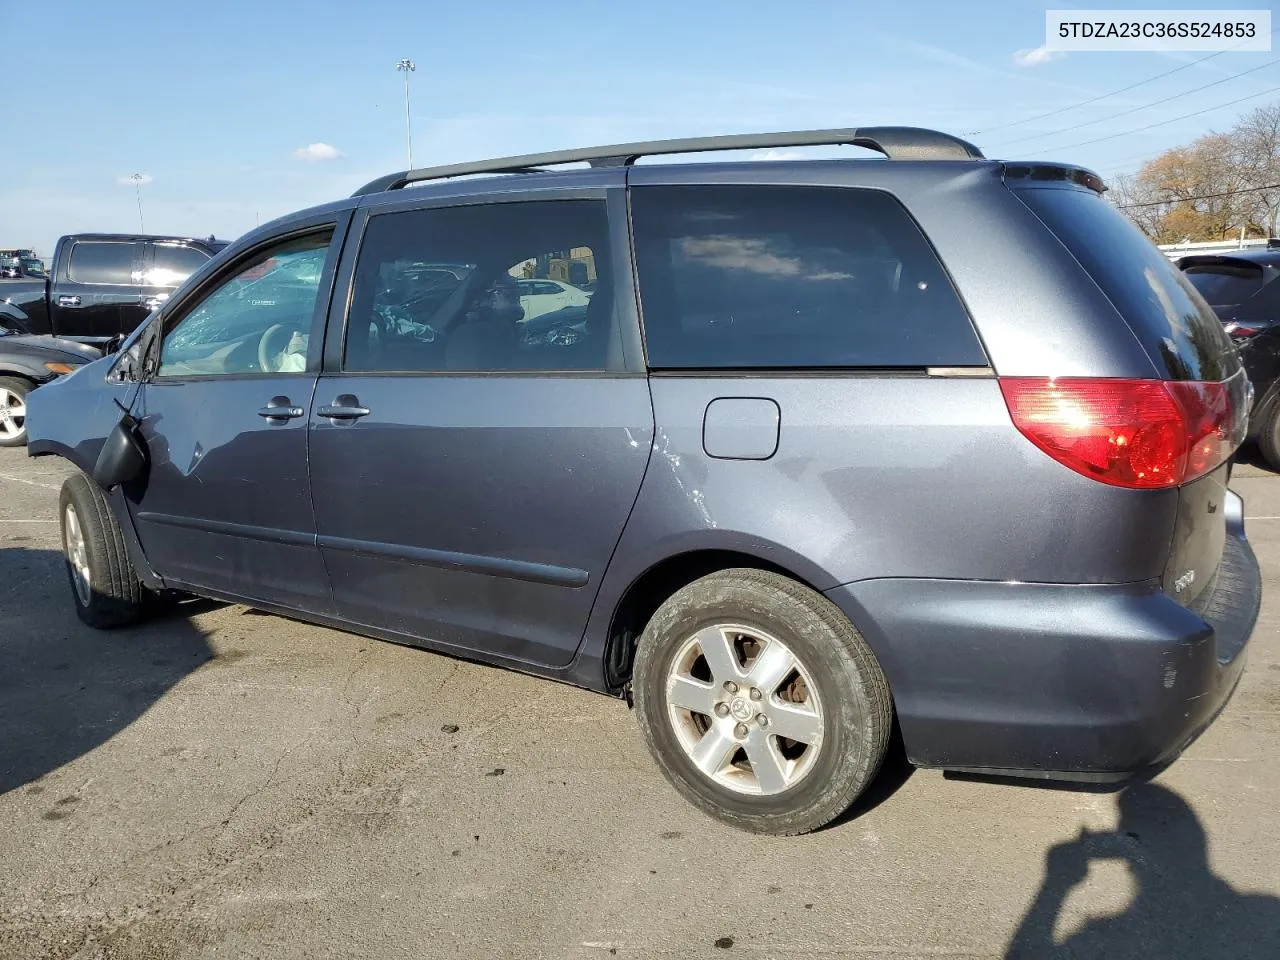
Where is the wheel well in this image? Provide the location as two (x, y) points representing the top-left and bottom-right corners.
(603, 550), (810, 691)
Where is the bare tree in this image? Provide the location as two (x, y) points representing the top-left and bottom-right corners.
(1235, 103), (1280, 237)
(1112, 101), (1280, 241)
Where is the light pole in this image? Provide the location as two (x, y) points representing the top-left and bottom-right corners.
(128, 173), (147, 232)
(396, 58), (416, 170)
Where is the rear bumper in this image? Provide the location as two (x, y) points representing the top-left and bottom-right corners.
(824, 492), (1259, 780)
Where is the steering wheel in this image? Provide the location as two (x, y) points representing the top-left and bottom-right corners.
(258, 323), (292, 372)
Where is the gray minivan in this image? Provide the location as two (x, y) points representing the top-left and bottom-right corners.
(26, 128), (1260, 835)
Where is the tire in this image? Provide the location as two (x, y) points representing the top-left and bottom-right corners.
(0, 376), (32, 447)
(1257, 403), (1280, 473)
(59, 472), (145, 628)
(633, 568), (892, 835)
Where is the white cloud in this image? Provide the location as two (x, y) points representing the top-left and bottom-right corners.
(116, 173), (153, 185)
(751, 149), (804, 161)
(888, 35), (1088, 93)
(1013, 45), (1065, 67)
(294, 142), (343, 162)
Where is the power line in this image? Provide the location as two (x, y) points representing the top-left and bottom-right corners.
(1097, 148), (1170, 176)
(1117, 182), (1280, 209)
(1022, 84), (1280, 155)
(967, 29), (1278, 137)
(988, 56), (1280, 149)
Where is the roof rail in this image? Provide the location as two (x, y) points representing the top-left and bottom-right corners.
(351, 126), (984, 196)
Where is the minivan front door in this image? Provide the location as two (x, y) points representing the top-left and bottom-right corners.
(127, 227), (341, 613)
(308, 194), (652, 668)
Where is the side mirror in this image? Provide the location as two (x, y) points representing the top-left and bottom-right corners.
(92, 415), (148, 490)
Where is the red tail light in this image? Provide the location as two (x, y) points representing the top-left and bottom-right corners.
(1223, 321), (1264, 339)
(999, 377), (1242, 489)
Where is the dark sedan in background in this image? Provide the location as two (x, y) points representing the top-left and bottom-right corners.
(1179, 250), (1280, 468)
(0, 328), (100, 446)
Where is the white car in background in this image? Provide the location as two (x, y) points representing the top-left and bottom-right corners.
(516, 278), (590, 321)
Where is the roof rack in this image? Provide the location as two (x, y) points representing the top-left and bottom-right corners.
(351, 126), (984, 196)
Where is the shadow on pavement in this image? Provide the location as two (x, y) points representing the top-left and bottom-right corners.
(1006, 782), (1280, 959)
(0, 546), (214, 794)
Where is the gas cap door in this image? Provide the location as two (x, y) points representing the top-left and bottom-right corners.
(702, 397), (780, 460)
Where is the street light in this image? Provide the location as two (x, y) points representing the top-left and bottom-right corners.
(128, 173), (147, 233)
(396, 58), (416, 170)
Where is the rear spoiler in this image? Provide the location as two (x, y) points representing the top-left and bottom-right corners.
(1176, 255), (1272, 272)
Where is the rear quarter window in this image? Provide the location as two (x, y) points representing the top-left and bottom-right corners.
(1014, 186), (1240, 382)
(630, 185), (985, 369)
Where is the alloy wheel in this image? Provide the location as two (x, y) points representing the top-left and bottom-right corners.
(665, 623), (824, 796)
(0, 387), (26, 441)
(63, 503), (92, 606)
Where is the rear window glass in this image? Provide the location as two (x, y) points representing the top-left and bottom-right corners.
(1181, 262), (1267, 306)
(630, 185), (985, 369)
(1016, 187), (1239, 382)
(68, 241), (140, 285)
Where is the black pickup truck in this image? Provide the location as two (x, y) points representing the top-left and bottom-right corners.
(0, 233), (226, 339)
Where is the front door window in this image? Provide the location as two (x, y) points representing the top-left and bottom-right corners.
(158, 232), (332, 378)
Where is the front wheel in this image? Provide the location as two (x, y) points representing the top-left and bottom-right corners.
(59, 473), (145, 628)
(633, 569), (892, 835)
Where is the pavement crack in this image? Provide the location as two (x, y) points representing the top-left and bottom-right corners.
(434, 660), (460, 695)
(205, 735), (307, 854)
(339, 648), (375, 722)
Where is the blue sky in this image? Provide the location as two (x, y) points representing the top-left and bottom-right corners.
(4, 0), (1277, 256)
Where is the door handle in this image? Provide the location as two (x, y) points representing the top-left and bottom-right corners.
(57, 295), (82, 308)
(317, 394), (371, 421)
(257, 396), (305, 422)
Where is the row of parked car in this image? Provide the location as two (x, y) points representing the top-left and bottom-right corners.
(0, 248), (47, 279)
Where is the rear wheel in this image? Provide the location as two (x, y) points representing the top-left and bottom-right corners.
(59, 473), (145, 628)
(0, 376), (32, 447)
(633, 569), (892, 835)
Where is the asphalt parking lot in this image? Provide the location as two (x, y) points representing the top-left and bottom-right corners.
(1, 447), (1278, 960)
